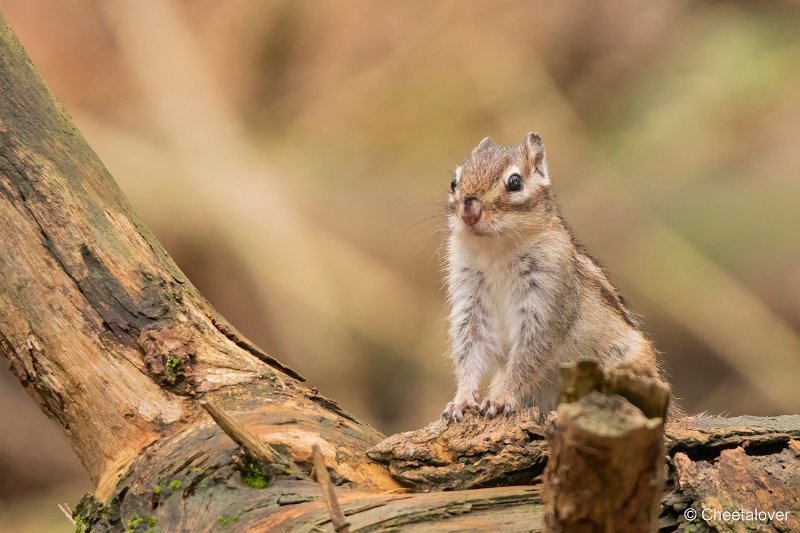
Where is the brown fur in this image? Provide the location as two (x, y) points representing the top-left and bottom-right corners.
(442, 133), (674, 422)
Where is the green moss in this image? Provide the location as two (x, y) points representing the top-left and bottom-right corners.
(165, 355), (182, 372)
(74, 516), (90, 533)
(241, 459), (268, 489)
(216, 513), (241, 528)
(124, 515), (143, 533)
(145, 515), (156, 532)
(167, 479), (183, 490)
(242, 473), (267, 489)
(73, 494), (110, 533)
(152, 485), (161, 495)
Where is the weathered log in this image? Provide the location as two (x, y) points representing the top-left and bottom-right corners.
(1, 12), (799, 532)
(370, 414), (800, 531)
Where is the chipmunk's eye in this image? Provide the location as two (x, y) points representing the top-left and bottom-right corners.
(507, 173), (523, 192)
(450, 176), (457, 192)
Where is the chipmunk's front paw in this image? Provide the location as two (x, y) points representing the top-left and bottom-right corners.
(442, 393), (480, 423)
(480, 397), (518, 419)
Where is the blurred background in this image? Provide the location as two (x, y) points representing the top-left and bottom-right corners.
(1, 0), (800, 530)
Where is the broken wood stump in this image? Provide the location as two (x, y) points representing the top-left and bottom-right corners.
(543, 361), (669, 532)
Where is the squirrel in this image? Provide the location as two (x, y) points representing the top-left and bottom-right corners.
(442, 133), (667, 422)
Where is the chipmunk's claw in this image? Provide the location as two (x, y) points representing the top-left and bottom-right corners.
(480, 398), (517, 419)
(442, 394), (480, 423)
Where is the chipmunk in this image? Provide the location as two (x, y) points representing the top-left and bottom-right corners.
(442, 133), (665, 422)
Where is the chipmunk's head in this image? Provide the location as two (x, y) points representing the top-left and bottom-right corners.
(448, 133), (553, 238)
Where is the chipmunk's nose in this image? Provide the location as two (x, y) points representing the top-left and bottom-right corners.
(461, 196), (483, 226)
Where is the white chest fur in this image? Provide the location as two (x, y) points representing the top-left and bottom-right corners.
(448, 234), (551, 359)
(481, 262), (518, 355)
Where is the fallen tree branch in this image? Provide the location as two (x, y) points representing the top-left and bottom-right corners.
(369, 413), (800, 531)
(200, 400), (293, 469)
(313, 444), (351, 533)
(369, 413), (800, 487)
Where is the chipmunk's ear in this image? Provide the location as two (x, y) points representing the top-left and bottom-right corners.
(472, 136), (491, 155)
(523, 132), (549, 182)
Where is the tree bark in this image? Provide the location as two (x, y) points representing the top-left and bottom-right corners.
(1, 14), (798, 533)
